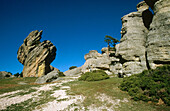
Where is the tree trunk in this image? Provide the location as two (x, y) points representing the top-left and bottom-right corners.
(107, 43), (110, 57)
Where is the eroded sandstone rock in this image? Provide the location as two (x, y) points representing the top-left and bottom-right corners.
(64, 50), (119, 76)
(63, 0), (170, 77)
(81, 51), (111, 73)
(145, 0), (170, 69)
(35, 70), (58, 84)
(64, 67), (82, 76)
(116, 1), (150, 75)
(0, 71), (12, 79)
(84, 50), (102, 60)
(17, 30), (57, 77)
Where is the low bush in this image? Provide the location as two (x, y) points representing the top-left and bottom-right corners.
(69, 66), (77, 70)
(58, 71), (65, 77)
(78, 70), (109, 81)
(14, 72), (23, 77)
(119, 65), (170, 105)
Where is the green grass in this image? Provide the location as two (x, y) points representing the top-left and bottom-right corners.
(65, 77), (170, 111)
(0, 77), (38, 94)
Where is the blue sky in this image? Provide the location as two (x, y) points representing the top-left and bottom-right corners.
(0, 0), (142, 74)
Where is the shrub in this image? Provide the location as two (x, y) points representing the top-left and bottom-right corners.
(69, 66), (77, 70)
(78, 70), (109, 81)
(14, 72), (23, 77)
(14, 73), (20, 77)
(119, 65), (170, 105)
(58, 71), (65, 77)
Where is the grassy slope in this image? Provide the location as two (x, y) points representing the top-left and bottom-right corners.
(0, 77), (38, 94)
(0, 77), (169, 111)
(65, 77), (170, 111)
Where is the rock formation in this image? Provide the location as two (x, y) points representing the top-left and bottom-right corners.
(145, 0), (170, 69)
(35, 70), (59, 84)
(64, 67), (82, 76)
(0, 71), (12, 79)
(64, 50), (119, 76)
(116, 1), (149, 76)
(81, 50), (111, 72)
(115, 0), (170, 75)
(17, 30), (57, 77)
(64, 0), (170, 77)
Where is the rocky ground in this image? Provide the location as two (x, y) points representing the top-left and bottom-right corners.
(0, 76), (128, 111)
(0, 77), (80, 110)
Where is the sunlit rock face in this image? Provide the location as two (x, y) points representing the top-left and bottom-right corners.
(137, 1), (149, 11)
(145, 0), (170, 69)
(115, 1), (149, 75)
(17, 30), (57, 77)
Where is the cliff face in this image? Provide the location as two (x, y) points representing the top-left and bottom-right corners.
(116, 0), (170, 76)
(17, 30), (57, 77)
(145, 0), (170, 69)
(116, 1), (149, 75)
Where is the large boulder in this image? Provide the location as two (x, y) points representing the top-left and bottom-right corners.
(84, 50), (102, 60)
(0, 71), (12, 79)
(35, 70), (59, 84)
(81, 51), (111, 73)
(116, 1), (149, 75)
(145, 0), (170, 69)
(17, 30), (57, 77)
(64, 67), (82, 76)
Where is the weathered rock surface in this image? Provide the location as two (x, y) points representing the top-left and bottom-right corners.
(115, 1), (149, 75)
(110, 63), (122, 75)
(17, 30), (57, 77)
(35, 70), (59, 84)
(65, 50), (119, 76)
(64, 0), (170, 77)
(84, 50), (102, 60)
(0, 71), (12, 79)
(64, 67), (82, 76)
(81, 51), (111, 73)
(145, 0), (170, 69)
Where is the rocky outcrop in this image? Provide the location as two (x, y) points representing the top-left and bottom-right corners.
(17, 30), (57, 77)
(64, 50), (119, 76)
(64, 67), (82, 76)
(81, 50), (111, 73)
(145, 0), (170, 69)
(35, 70), (59, 84)
(0, 71), (12, 79)
(115, 0), (170, 75)
(116, 1), (149, 75)
(64, 0), (170, 77)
